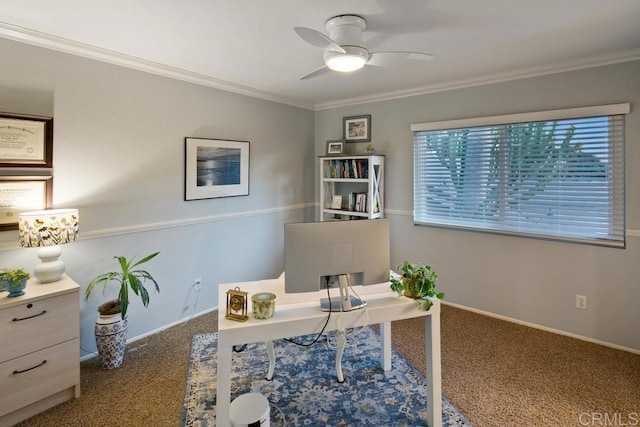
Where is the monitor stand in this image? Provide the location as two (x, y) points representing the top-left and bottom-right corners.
(320, 274), (367, 312)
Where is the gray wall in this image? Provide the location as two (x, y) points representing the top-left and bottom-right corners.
(315, 60), (640, 352)
(2, 35), (639, 355)
(0, 38), (315, 358)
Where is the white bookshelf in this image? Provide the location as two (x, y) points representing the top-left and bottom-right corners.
(319, 155), (384, 221)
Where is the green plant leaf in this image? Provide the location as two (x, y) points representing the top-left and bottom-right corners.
(128, 273), (141, 295)
(131, 251), (159, 268)
(85, 252), (160, 319)
(390, 260), (443, 306)
(137, 270), (160, 293)
(119, 283), (129, 319)
(139, 284), (150, 307)
(116, 255), (129, 272)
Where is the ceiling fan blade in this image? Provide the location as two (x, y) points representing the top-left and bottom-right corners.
(367, 51), (434, 67)
(299, 65), (331, 80)
(294, 27), (346, 53)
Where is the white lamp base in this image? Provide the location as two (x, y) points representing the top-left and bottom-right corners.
(34, 245), (65, 283)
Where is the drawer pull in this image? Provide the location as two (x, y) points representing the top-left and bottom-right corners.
(13, 360), (47, 374)
(12, 310), (47, 322)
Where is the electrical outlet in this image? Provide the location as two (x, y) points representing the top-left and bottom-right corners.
(194, 278), (202, 291)
(576, 294), (587, 310)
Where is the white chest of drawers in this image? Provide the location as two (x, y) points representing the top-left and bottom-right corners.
(0, 275), (80, 426)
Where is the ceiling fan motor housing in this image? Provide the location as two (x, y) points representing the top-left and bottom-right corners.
(323, 15), (369, 71)
(326, 15), (367, 49)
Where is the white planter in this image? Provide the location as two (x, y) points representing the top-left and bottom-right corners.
(95, 313), (128, 370)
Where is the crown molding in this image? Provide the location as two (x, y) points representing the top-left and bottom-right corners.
(313, 48), (640, 110)
(0, 21), (315, 110)
(1, 21), (638, 112)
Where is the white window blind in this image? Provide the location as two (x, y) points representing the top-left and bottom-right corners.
(412, 104), (629, 247)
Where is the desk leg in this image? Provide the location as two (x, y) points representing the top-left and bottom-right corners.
(216, 343), (232, 427)
(266, 340), (275, 380)
(335, 330), (346, 383)
(425, 311), (443, 427)
(379, 322), (392, 371)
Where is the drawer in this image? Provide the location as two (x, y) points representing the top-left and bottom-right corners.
(0, 292), (79, 362)
(0, 338), (79, 416)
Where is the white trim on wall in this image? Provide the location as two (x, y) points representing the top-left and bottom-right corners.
(82, 298), (640, 362)
(0, 22), (314, 111)
(315, 49), (640, 110)
(80, 305), (219, 362)
(0, 203), (315, 252)
(444, 300), (640, 355)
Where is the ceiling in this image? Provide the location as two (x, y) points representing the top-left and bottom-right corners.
(1, 0), (639, 110)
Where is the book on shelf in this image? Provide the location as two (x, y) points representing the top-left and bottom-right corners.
(324, 158), (369, 179)
(329, 215), (366, 221)
(349, 191), (368, 213)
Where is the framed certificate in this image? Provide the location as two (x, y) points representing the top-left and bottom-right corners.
(0, 176), (53, 230)
(0, 112), (53, 167)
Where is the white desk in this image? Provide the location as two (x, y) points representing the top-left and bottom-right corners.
(217, 279), (442, 427)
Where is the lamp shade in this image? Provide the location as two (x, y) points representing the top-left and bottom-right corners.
(19, 209), (79, 248)
(18, 209), (79, 283)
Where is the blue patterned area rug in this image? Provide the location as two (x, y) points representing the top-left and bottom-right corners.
(181, 326), (472, 426)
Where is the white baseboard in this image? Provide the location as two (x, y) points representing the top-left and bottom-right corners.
(443, 300), (640, 355)
(80, 305), (220, 362)
(81, 300), (640, 362)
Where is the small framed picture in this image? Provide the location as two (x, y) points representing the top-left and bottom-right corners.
(0, 112), (54, 167)
(326, 140), (345, 156)
(343, 114), (371, 143)
(184, 137), (250, 201)
(331, 195), (343, 209)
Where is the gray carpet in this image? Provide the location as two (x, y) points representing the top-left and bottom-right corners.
(13, 305), (640, 426)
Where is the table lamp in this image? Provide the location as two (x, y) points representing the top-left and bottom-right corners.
(18, 208), (79, 283)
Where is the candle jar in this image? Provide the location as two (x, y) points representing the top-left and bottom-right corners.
(251, 292), (276, 319)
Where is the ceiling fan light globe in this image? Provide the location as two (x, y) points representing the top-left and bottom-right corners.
(326, 54), (366, 72)
(324, 45), (369, 73)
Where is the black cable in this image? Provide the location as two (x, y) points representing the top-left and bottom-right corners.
(285, 276), (332, 347)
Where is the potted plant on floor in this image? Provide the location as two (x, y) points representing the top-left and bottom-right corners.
(0, 268), (30, 297)
(390, 261), (444, 311)
(85, 252), (160, 369)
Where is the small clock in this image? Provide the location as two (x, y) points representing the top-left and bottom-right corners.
(225, 286), (249, 322)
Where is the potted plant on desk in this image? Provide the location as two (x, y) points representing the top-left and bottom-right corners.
(85, 252), (160, 369)
(390, 261), (444, 311)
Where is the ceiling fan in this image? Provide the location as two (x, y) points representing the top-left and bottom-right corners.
(294, 14), (434, 80)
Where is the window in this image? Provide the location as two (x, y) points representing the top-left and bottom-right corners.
(411, 104), (629, 247)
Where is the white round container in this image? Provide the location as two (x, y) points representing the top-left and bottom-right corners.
(229, 393), (270, 427)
